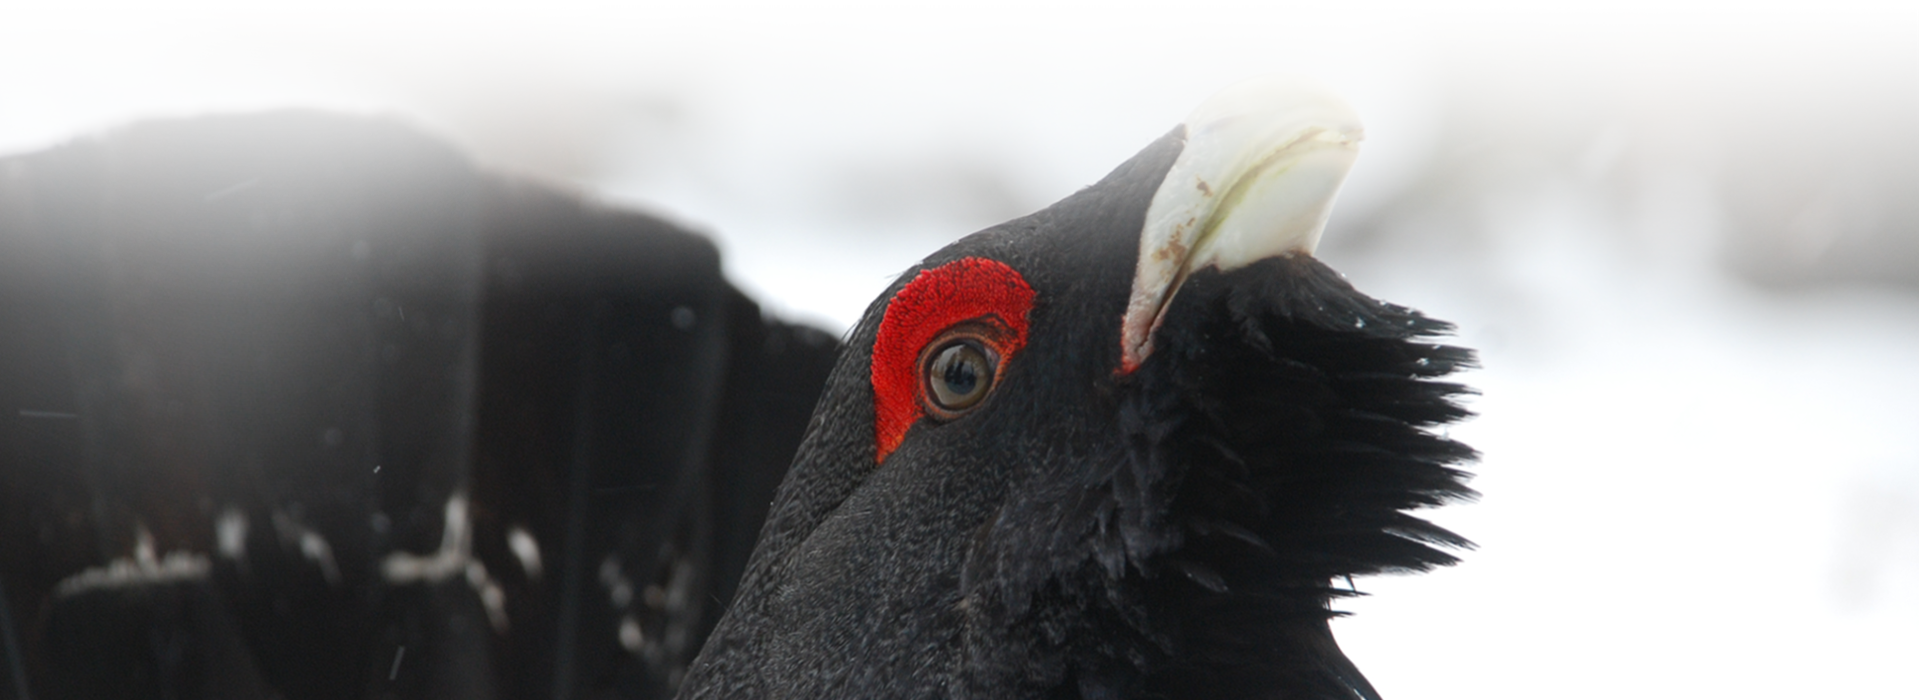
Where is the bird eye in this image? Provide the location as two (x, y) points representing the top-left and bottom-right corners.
(921, 337), (998, 417)
(871, 259), (1032, 461)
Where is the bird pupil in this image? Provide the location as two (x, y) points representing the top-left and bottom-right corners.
(942, 354), (977, 395)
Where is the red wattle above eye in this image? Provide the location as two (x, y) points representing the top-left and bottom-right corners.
(871, 257), (1035, 463)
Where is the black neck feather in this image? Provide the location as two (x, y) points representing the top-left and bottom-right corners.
(968, 255), (1478, 700)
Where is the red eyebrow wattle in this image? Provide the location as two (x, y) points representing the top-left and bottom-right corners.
(870, 257), (1035, 463)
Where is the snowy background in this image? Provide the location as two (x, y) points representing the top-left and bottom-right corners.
(6, 1), (1917, 697)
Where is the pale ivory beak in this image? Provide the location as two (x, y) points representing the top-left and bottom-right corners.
(1119, 75), (1364, 373)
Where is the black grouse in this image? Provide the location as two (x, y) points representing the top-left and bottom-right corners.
(678, 76), (1479, 699)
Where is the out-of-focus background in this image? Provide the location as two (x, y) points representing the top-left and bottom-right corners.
(5, 1), (1915, 697)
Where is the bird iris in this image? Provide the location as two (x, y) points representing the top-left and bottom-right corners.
(922, 338), (995, 415)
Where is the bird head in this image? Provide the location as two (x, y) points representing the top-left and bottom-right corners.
(681, 76), (1478, 700)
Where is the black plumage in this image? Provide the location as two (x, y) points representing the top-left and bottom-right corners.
(0, 92), (1475, 700)
(680, 128), (1477, 699)
(0, 113), (838, 699)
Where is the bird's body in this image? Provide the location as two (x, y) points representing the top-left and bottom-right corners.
(680, 79), (1477, 699)
(0, 112), (840, 699)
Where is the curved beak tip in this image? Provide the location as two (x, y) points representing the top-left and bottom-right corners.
(1119, 75), (1364, 372)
